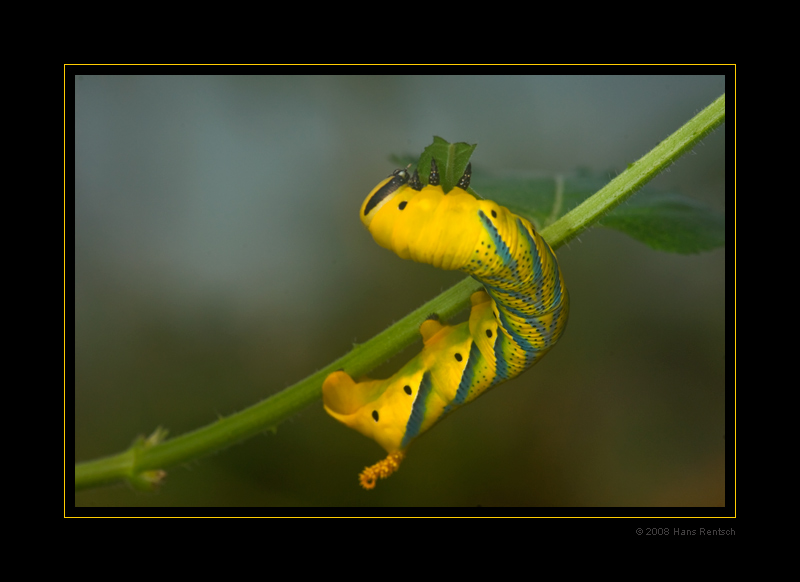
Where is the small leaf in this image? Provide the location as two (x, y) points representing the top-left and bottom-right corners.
(389, 138), (477, 193)
(128, 470), (167, 492)
(418, 137), (477, 192)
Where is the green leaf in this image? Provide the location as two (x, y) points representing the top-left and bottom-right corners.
(418, 136), (477, 192)
(602, 192), (725, 253)
(388, 137), (477, 193)
(475, 170), (724, 253)
(475, 171), (600, 230)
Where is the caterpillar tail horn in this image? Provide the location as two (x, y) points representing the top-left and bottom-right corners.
(359, 451), (406, 490)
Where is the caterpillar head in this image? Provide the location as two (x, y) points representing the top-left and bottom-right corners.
(360, 159), (472, 230)
(360, 167), (413, 230)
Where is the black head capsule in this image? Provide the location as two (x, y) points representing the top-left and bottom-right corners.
(363, 168), (410, 216)
(429, 158), (440, 186)
(409, 169), (423, 191)
(457, 163), (472, 190)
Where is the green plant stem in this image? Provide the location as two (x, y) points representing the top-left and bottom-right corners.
(74, 93), (725, 492)
(546, 94), (725, 247)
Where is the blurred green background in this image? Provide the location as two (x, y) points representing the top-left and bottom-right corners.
(74, 75), (726, 507)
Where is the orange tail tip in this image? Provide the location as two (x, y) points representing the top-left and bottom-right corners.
(359, 451), (406, 490)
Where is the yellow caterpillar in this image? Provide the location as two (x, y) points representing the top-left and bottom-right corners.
(323, 159), (569, 488)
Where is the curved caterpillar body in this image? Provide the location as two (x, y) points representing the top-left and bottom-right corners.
(323, 159), (569, 488)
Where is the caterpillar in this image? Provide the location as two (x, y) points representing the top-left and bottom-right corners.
(323, 158), (569, 489)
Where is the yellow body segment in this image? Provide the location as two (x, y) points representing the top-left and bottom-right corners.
(323, 290), (496, 455)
